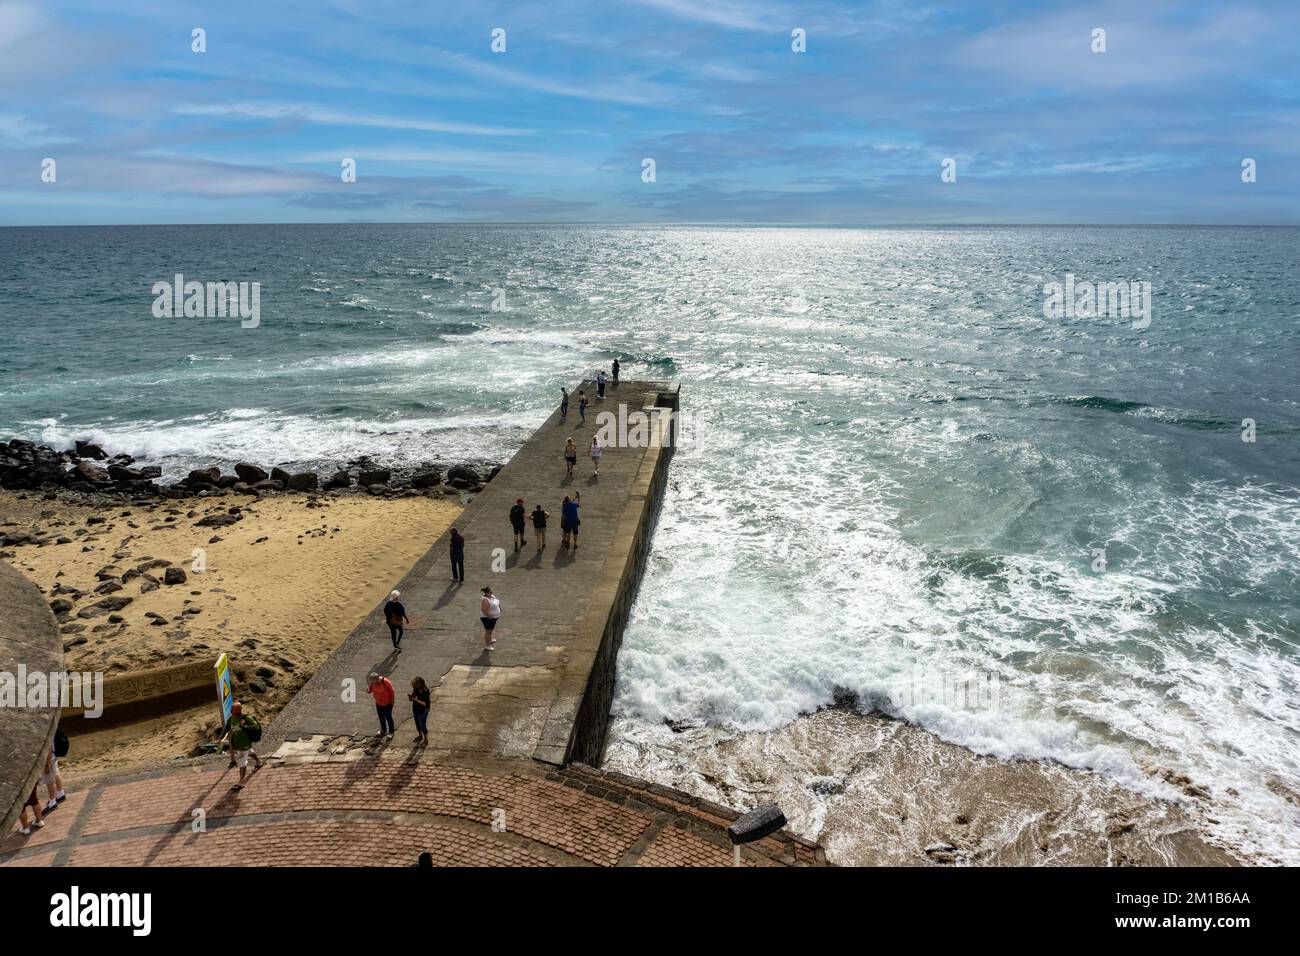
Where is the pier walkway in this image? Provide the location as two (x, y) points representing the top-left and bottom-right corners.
(268, 380), (679, 766)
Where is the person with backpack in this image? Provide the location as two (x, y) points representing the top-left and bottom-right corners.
(530, 503), (550, 550)
(221, 701), (263, 790)
(449, 528), (465, 583)
(384, 589), (410, 651)
(409, 676), (432, 746)
(368, 672), (396, 737)
(509, 498), (527, 550)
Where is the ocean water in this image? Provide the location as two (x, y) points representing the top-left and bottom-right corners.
(2, 224), (1297, 861)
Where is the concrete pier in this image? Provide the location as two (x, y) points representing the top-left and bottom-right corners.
(268, 380), (680, 766)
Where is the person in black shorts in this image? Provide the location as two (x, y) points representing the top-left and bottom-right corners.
(612, 358), (620, 385)
(560, 387), (569, 421)
(531, 503), (550, 550)
(564, 437), (577, 478)
(509, 498), (527, 550)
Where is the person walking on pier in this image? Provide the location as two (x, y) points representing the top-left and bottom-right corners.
(564, 437), (578, 478)
(480, 586), (502, 650)
(510, 498), (528, 550)
(596, 369), (607, 399)
(578, 390), (588, 424)
(384, 589), (410, 651)
(450, 528), (465, 583)
(16, 785), (45, 835)
(612, 358), (620, 385)
(560, 387), (570, 421)
(590, 435), (603, 476)
(221, 701), (263, 790)
(531, 503), (550, 550)
(562, 493), (581, 550)
(409, 676), (431, 746)
(368, 672), (396, 737)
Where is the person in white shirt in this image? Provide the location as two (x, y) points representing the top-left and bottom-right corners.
(589, 435), (603, 475)
(480, 586), (502, 650)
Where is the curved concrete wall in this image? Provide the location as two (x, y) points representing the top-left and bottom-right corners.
(0, 560), (63, 836)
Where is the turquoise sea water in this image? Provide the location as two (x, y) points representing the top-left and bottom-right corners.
(1, 224), (1297, 860)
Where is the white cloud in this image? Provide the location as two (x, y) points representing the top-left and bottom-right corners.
(172, 102), (532, 137)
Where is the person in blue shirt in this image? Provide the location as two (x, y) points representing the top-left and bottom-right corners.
(561, 493), (581, 550)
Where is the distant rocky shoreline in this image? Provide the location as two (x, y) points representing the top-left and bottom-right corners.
(0, 437), (502, 504)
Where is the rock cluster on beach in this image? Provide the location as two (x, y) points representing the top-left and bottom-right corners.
(0, 437), (500, 503)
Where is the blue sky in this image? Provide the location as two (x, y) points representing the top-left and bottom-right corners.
(1, 0), (1297, 225)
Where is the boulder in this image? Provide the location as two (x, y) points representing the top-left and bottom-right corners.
(447, 464), (482, 485)
(71, 460), (111, 483)
(323, 471), (352, 490)
(285, 472), (318, 492)
(108, 464), (147, 481)
(163, 567), (187, 586)
(234, 462), (269, 483)
(270, 467), (292, 484)
(195, 513), (242, 528)
(185, 467), (221, 487)
(358, 468), (390, 486)
(411, 470), (441, 489)
(75, 440), (108, 460)
(252, 479), (284, 492)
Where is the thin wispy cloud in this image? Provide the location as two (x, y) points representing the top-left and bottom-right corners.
(0, 0), (1296, 225)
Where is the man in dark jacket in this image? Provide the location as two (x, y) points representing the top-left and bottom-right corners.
(450, 528), (465, 583)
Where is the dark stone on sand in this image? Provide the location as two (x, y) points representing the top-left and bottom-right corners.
(323, 471), (351, 490)
(285, 472), (318, 492)
(411, 470), (441, 489)
(185, 467), (221, 487)
(234, 462), (269, 483)
(49, 598), (73, 615)
(358, 468), (391, 486)
(253, 479), (284, 492)
(163, 567), (187, 586)
(195, 512), (242, 528)
(71, 460), (111, 484)
(271, 467), (291, 484)
(447, 464), (481, 485)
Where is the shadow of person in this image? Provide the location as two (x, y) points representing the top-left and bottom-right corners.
(586, 473), (600, 485)
(433, 582), (461, 610)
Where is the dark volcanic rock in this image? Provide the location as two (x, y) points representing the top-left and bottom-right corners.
(75, 440), (108, 460)
(358, 468), (391, 486)
(447, 464), (482, 485)
(411, 470), (441, 489)
(234, 462), (269, 484)
(270, 467), (292, 484)
(108, 464), (147, 481)
(195, 513), (242, 528)
(252, 479), (284, 492)
(163, 566), (188, 586)
(185, 467), (221, 487)
(285, 472), (318, 492)
(323, 471), (352, 490)
(71, 460), (111, 484)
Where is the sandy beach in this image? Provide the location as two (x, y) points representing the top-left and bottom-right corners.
(0, 488), (461, 782)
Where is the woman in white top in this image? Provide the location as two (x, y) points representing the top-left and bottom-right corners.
(480, 586), (502, 650)
(590, 435), (603, 475)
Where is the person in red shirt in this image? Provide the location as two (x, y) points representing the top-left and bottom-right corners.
(367, 671), (396, 737)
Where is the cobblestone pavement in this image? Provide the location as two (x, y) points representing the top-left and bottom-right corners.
(0, 751), (828, 868)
